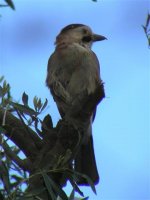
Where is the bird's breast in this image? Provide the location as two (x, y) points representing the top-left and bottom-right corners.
(49, 43), (100, 99)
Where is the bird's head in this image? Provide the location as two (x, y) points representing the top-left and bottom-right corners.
(55, 24), (107, 48)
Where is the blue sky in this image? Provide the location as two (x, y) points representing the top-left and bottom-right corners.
(0, 0), (149, 199)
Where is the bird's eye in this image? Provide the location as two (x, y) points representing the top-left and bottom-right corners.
(82, 29), (88, 34)
(82, 35), (92, 42)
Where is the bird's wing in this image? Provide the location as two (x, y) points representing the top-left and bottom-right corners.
(46, 45), (101, 118)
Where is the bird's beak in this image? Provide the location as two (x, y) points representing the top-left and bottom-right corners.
(92, 34), (107, 42)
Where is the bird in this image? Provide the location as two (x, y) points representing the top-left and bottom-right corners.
(46, 24), (106, 185)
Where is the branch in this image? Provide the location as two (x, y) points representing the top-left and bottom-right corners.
(0, 136), (31, 171)
(0, 81), (105, 199)
(33, 81), (105, 171)
(26, 81), (105, 198)
(0, 108), (42, 161)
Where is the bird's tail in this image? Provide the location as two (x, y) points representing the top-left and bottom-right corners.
(74, 130), (99, 185)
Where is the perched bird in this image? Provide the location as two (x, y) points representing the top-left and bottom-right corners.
(46, 24), (106, 185)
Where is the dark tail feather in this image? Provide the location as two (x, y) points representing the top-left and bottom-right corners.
(74, 135), (99, 185)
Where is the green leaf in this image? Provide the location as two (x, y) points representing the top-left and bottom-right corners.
(148, 37), (150, 46)
(10, 175), (24, 189)
(0, 86), (3, 97)
(0, 80), (10, 98)
(22, 92), (29, 107)
(146, 13), (150, 28)
(81, 197), (89, 200)
(72, 171), (97, 195)
(4, 0), (15, 10)
(0, 161), (11, 194)
(45, 174), (68, 200)
(42, 172), (68, 200)
(41, 98), (48, 112)
(0, 5), (8, 8)
(33, 97), (48, 113)
(11, 146), (20, 155)
(142, 25), (146, 34)
(11, 102), (38, 116)
(11, 174), (23, 182)
(37, 98), (42, 111)
(34, 117), (42, 136)
(33, 96), (38, 110)
(23, 186), (46, 198)
(0, 76), (4, 83)
(42, 172), (56, 200)
(42, 114), (53, 132)
(0, 126), (6, 134)
(0, 192), (4, 200)
(33, 96), (42, 112)
(69, 188), (75, 200)
(69, 178), (84, 197)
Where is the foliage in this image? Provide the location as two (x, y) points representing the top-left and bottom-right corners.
(0, 0), (15, 10)
(0, 77), (97, 200)
(142, 13), (150, 48)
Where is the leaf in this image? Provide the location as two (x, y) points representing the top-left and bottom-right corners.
(0, 86), (3, 97)
(33, 96), (42, 112)
(11, 102), (38, 116)
(22, 92), (29, 107)
(3, 80), (8, 90)
(41, 98), (48, 112)
(66, 172), (84, 197)
(0, 126), (6, 134)
(72, 171), (97, 195)
(41, 114), (53, 132)
(11, 146), (20, 155)
(0, 76), (4, 83)
(34, 117), (42, 136)
(4, 0), (15, 10)
(0, 81), (10, 98)
(11, 174), (23, 182)
(10, 174), (24, 189)
(68, 188), (75, 200)
(81, 197), (89, 200)
(142, 25), (146, 34)
(33, 97), (48, 113)
(42, 172), (56, 200)
(33, 96), (38, 110)
(37, 98), (42, 111)
(42, 172), (68, 200)
(69, 178), (84, 197)
(23, 186), (46, 198)
(61, 149), (72, 166)
(0, 5), (7, 8)
(0, 192), (4, 200)
(146, 13), (150, 28)
(45, 174), (68, 200)
(0, 161), (11, 194)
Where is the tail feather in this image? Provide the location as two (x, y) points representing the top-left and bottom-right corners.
(74, 134), (99, 185)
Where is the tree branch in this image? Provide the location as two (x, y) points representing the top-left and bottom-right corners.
(0, 108), (42, 162)
(26, 81), (105, 199)
(0, 81), (105, 199)
(0, 136), (31, 171)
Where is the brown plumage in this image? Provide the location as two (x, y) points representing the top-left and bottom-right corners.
(46, 24), (106, 185)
